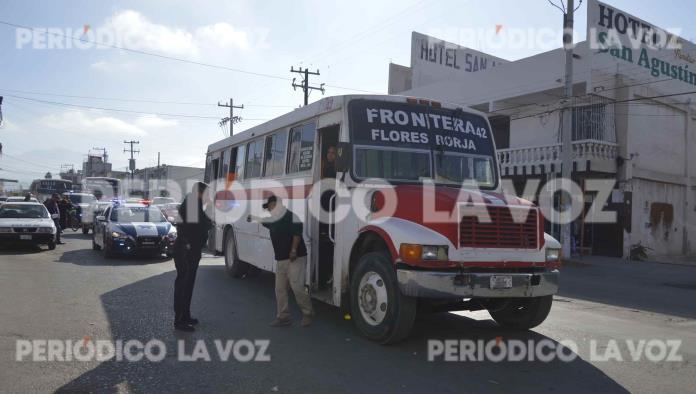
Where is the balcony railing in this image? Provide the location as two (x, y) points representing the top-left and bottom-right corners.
(497, 139), (619, 175)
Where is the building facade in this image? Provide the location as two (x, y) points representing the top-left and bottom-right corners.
(133, 165), (204, 201)
(389, 1), (696, 260)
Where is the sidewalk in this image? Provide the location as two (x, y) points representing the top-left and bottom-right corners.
(565, 254), (696, 267)
(557, 254), (696, 320)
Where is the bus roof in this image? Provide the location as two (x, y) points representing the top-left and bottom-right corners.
(206, 94), (486, 153)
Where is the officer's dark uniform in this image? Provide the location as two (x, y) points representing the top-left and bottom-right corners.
(44, 197), (61, 244)
(173, 190), (212, 329)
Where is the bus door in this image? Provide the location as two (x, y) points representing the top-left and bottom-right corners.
(312, 125), (340, 294)
(207, 151), (221, 252)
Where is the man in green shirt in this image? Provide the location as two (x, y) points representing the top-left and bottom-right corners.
(248, 195), (314, 327)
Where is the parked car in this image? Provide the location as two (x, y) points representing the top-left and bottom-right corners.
(0, 202), (57, 250)
(5, 196), (39, 203)
(92, 202), (176, 258)
(151, 197), (176, 206)
(158, 202), (181, 222)
(83, 201), (113, 234)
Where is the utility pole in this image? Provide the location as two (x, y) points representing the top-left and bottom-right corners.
(554, 0), (576, 259)
(123, 140), (140, 181)
(218, 98), (243, 136)
(291, 66), (325, 106)
(156, 152), (161, 195)
(92, 147), (108, 163)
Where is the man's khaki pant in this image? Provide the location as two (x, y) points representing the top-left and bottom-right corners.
(275, 256), (313, 319)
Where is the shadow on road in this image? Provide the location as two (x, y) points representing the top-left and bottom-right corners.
(56, 248), (170, 266)
(53, 233), (171, 266)
(0, 244), (45, 255)
(559, 261), (696, 320)
(56, 265), (628, 393)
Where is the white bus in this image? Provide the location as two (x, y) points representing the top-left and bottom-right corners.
(205, 95), (561, 343)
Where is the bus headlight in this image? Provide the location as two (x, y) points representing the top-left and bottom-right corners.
(421, 245), (448, 260)
(400, 244), (448, 263)
(545, 248), (561, 263)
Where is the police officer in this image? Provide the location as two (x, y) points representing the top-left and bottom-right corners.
(173, 182), (212, 332)
(44, 194), (64, 245)
(248, 195), (314, 327)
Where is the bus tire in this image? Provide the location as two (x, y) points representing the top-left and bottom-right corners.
(350, 251), (417, 344)
(488, 295), (553, 330)
(224, 229), (249, 278)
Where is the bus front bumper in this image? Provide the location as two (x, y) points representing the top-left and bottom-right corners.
(396, 269), (559, 299)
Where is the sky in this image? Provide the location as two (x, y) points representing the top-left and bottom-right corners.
(0, 0), (694, 187)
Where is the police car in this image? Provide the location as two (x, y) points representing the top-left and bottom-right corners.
(92, 201), (177, 258)
(0, 202), (58, 250)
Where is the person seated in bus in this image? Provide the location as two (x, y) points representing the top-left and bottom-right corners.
(321, 145), (337, 179)
(248, 195), (314, 327)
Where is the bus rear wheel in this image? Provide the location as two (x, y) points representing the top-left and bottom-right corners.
(224, 230), (249, 278)
(350, 252), (416, 344)
(488, 295), (553, 330)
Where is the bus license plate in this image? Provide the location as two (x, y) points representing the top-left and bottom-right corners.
(490, 275), (512, 290)
(19, 235), (32, 240)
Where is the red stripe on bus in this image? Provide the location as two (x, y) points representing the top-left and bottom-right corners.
(359, 225), (399, 261)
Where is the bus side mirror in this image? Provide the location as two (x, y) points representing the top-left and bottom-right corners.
(335, 142), (352, 173)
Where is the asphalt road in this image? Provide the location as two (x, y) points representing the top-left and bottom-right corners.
(0, 232), (694, 393)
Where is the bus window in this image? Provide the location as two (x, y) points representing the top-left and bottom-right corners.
(287, 123), (315, 174)
(220, 149), (230, 180)
(210, 156), (220, 182)
(233, 145), (246, 181)
(204, 154), (212, 183)
(244, 139), (264, 179)
(263, 131), (287, 177)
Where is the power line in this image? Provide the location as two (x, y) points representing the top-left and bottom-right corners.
(3, 93), (218, 119)
(0, 20), (290, 81)
(0, 20), (381, 95)
(1, 93), (270, 121)
(510, 89), (696, 121)
(0, 87), (297, 108)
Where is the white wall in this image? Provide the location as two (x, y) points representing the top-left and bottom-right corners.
(628, 102), (687, 177)
(628, 179), (689, 257)
(509, 112), (560, 148)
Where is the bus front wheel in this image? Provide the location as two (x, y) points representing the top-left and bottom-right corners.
(224, 230), (249, 278)
(350, 252), (417, 344)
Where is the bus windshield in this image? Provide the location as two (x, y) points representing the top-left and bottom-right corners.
(434, 152), (495, 187)
(354, 148), (431, 181)
(348, 99), (498, 188)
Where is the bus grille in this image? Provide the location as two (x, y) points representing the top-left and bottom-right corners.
(459, 206), (538, 249)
